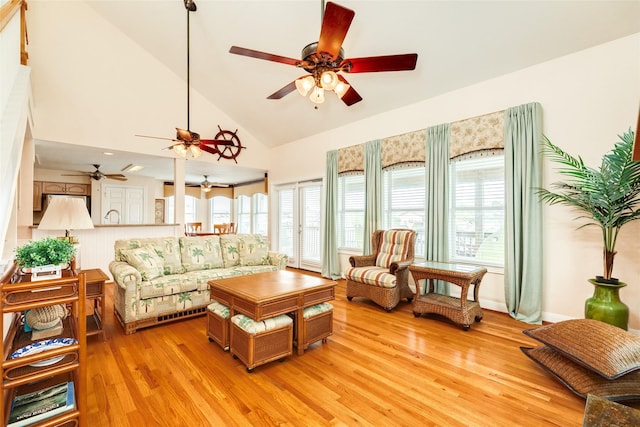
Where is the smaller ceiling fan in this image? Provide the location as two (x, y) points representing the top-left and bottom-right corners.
(62, 164), (128, 181)
(135, 0), (242, 160)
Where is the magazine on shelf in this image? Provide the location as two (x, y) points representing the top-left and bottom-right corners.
(8, 381), (75, 427)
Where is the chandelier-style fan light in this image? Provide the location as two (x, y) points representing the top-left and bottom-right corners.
(229, 1), (418, 107)
(135, 0), (241, 159)
(200, 175), (213, 192)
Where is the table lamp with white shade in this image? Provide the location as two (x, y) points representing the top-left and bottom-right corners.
(38, 197), (94, 269)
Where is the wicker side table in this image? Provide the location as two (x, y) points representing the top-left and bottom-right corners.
(409, 261), (487, 330)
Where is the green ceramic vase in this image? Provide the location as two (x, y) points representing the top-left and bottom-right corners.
(585, 279), (629, 330)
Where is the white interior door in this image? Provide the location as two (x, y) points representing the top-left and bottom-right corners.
(102, 184), (145, 224)
(275, 180), (322, 272)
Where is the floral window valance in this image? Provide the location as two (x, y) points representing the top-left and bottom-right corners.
(337, 144), (364, 174)
(449, 110), (504, 159)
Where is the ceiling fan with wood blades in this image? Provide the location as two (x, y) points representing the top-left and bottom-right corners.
(229, 1), (418, 107)
(135, 0), (244, 161)
(62, 164), (128, 181)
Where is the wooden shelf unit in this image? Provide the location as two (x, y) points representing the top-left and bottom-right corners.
(0, 263), (86, 427)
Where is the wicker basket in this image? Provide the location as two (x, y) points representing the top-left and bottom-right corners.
(295, 303), (333, 350)
(230, 316), (293, 372)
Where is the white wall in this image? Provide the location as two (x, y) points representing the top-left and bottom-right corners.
(269, 34), (640, 329)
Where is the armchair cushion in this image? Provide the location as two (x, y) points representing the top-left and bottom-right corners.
(345, 267), (397, 288)
(376, 230), (414, 268)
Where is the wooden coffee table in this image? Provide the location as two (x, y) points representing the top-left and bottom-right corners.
(208, 270), (336, 355)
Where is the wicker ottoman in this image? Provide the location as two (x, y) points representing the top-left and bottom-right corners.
(206, 301), (230, 351)
(230, 314), (293, 372)
(297, 302), (333, 350)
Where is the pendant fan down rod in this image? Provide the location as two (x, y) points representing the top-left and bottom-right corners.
(185, 0), (196, 132)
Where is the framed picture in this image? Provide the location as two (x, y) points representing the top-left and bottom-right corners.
(154, 199), (165, 224)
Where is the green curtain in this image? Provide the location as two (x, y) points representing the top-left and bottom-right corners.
(425, 124), (450, 294)
(363, 139), (382, 254)
(321, 150), (341, 280)
(504, 102), (543, 324)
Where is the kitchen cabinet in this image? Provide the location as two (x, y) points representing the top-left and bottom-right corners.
(41, 181), (90, 196)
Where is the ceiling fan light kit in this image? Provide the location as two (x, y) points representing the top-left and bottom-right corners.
(229, 1), (418, 107)
(135, 0), (244, 162)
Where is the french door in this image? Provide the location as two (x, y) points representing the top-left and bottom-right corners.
(275, 180), (322, 272)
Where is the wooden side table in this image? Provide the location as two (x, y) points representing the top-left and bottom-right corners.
(409, 261), (487, 330)
(80, 268), (109, 341)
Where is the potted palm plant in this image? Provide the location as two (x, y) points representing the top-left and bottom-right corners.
(537, 128), (640, 329)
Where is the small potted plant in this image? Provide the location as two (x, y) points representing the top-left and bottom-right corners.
(14, 237), (76, 280)
(537, 128), (640, 329)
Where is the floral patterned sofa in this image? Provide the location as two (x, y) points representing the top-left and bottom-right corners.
(109, 234), (288, 334)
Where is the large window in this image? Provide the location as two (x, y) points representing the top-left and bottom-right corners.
(165, 195), (198, 224)
(449, 154), (504, 266)
(236, 193), (268, 235)
(382, 166), (425, 258)
(337, 174), (365, 250)
(209, 196), (231, 225)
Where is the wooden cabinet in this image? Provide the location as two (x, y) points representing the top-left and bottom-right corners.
(33, 181), (43, 211)
(0, 263), (86, 427)
(41, 181), (90, 196)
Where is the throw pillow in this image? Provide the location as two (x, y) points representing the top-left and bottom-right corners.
(523, 319), (640, 379)
(237, 234), (269, 266)
(220, 235), (240, 267)
(120, 245), (164, 281)
(521, 346), (640, 402)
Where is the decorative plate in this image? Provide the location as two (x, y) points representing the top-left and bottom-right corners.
(10, 338), (77, 367)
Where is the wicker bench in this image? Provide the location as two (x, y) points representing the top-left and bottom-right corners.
(230, 314), (293, 372)
(206, 301), (230, 351)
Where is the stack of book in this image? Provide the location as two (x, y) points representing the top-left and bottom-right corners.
(7, 381), (75, 427)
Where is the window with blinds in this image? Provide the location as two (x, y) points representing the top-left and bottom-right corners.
(449, 153), (505, 266)
(209, 196), (231, 225)
(165, 195), (198, 224)
(301, 185), (321, 264)
(236, 195), (251, 233)
(253, 193), (268, 235)
(278, 188), (294, 259)
(382, 166), (426, 258)
(337, 173), (365, 250)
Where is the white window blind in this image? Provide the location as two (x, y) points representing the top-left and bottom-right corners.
(278, 188), (294, 258)
(449, 154), (505, 266)
(337, 174), (365, 250)
(301, 185), (321, 264)
(382, 166), (426, 258)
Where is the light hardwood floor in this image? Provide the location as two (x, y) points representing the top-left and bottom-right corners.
(86, 270), (638, 426)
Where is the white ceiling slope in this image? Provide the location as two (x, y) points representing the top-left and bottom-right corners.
(27, 1), (640, 182)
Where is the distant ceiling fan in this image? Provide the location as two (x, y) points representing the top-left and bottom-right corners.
(229, 1), (418, 106)
(62, 164), (127, 181)
(135, 0), (243, 160)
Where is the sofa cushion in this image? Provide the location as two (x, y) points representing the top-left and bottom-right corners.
(179, 236), (224, 272)
(141, 274), (198, 299)
(376, 230), (412, 268)
(521, 346), (640, 402)
(120, 245), (164, 281)
(237, 234), (270, 266)
(345, 267), (397, 288)
(220, 235), (240, 267)
(523, 319), (640, 380)
(115, 237), (183, 275)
